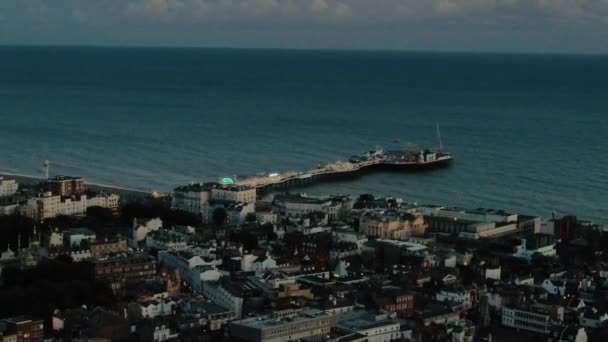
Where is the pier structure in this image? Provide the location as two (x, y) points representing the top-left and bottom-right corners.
(235, 159), (382, 192)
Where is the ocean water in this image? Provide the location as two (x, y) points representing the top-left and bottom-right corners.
(0, 46), (607, 221)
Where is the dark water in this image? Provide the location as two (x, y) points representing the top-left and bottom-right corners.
(1, 46), (607, 221)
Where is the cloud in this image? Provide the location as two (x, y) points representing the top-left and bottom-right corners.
(311, 0), (329, 12)
(126, 0), (186, 21)
(335, 2), (352, 17)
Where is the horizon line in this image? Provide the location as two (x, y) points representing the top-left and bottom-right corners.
(2, 43), (608, 58)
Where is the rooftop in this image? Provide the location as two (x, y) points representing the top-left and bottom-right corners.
(232, 308), (333, 329)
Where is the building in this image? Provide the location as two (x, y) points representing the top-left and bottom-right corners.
(158, 250), (221, 293)
(86, 254), (156, 294)
(372, 286), (415, 318)
(90, 237), (128, 259)
(37, 193), (61, 220)
(548, 325), (587, 342)
(0, 177), (18, 197)
(63, 228), (97, 248)
(146, 229), (189, 251)
(210, 185), (256, 204)
(336, 310), (403, 342)
(45, 175), (84, 196)
(87, 193), (120, 211)
(177, 299), (237, 331)
(502, 303), (564, 334)
(436, 287), (472, 310)
(204, 200), (255, 225)
(550, 216), (578, 242)
(0, 316), (44, 342)
(172, 183), (213, 215)
(203, 281), (245, 319)
(140, 298), (177, 319)
(272, 194), (351, 222)
(131, 218), (163, 247)
(229, 308), (336, 342)
(513, 234), (556, 262)
(359, 212), (426, 240)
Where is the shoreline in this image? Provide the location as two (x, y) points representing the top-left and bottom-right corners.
(0, 172), (152, 198)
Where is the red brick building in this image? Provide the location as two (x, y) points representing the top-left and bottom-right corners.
(86, 254), (156, 294)
(0, 316), (44, 342)
(45, 175), (84, 196)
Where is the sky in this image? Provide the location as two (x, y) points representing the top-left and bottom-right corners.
(1, 0), (608, 53)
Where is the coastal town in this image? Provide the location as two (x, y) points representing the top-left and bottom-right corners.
(1, 173), (608, 342)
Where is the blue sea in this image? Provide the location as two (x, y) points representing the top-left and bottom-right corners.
(0, 46), (607, 222)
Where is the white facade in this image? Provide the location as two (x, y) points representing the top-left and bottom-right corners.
(210, 186), (256, 204)
(132, 218), (163, 246)
(59, 195), (88, 216)
(153, 323), (179, 342)
(436, 289), (472, 309)
(542, 279), (567, 296)
(172, 185), (211, 215)
(513, 237), (557, 263)
(0, 204), (19, 216)
(87, 193), (120, 209)
(502, 305), (564, 334)
(337, 311), (403, 342)
(273, 194), (349, 222)
(158, 251), (221, 293)
(69, 249), (92, 262)
(64, 228), (97, 248)
(39, 193), (61, 220)
(203, 282), (244, 318)
(485, 266), (502, 280)
(0, 177), (18, 197)
(141, 299), (176, 318)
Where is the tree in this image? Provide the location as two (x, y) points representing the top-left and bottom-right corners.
(212, 208), (228, 226)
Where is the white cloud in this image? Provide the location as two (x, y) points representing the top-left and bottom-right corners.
(335, 2), (352, 17)
(126, 0), (185, 21)
(121, 0), (608, 24)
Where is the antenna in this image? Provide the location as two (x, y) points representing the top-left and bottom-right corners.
(43, 160), (50, 179)
(436, 122), (443, 152)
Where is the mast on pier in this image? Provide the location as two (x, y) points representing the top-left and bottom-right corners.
(436, 122), (443, 152)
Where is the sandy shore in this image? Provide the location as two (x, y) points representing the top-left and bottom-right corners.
(0, 172), (152, 199)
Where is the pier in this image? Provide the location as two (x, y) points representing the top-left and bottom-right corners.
(236, 159), (381, 191)
(235, 147), (453, 192)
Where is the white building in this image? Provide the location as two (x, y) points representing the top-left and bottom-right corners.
(436, 288), (472, 310)
(131, 218), (163, 247)
(64, 228), (97, 248)
(332, 228), (368, 249)
(87, 193), (120, 209)
(542, 279), (567, 296)
(158, 250), (221, 293)
(203, 281), (244, 319)
(204, 201), (255, 225)
(0, 177), (18, 197)
(172, 183), (212, 215)
(140, 299), (177, 319)
(272, 194), (351, 222)
(146, 229), (189, 251)
(210, 185), (256, 204)
(0, 204), (19, 216)
(337, 310), (404, 342)
(513, 234), (557, 263)
(38, 192), (61, 220)
(502, 304), (564, 334)
(59, 195), (88, 216)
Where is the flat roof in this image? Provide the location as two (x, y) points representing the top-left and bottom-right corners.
(232, 308), (333, 329)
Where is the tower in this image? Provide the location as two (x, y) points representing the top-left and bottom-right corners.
(43, 160), (50, 179)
